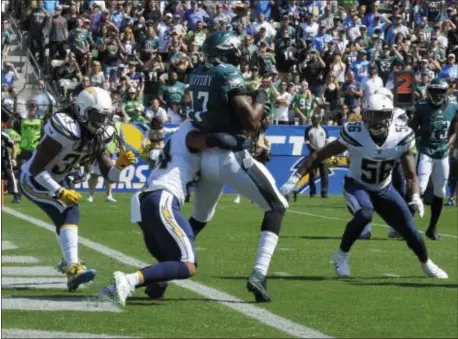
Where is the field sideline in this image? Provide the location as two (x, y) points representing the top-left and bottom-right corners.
(2, 194), (457, 338)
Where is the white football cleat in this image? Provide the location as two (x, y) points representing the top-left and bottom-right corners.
(87, 196), (94, 203)
(106, 196), (117, 203)
(233, 194), (240, 204)
(113, 271), (135, 307)
(421, 259), (448, 279)
(332, 249), (350, 277)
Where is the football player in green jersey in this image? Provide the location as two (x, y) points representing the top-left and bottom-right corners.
(185, 31), (289, 302)
(410, 78), (458, 240)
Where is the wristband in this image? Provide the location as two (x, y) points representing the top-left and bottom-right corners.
(108, 166), (122, 182)
(35, 170), (62, 196)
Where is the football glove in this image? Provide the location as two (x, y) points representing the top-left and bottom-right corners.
(116, 149), (136, 168)
(408, 193), (424, 219)
(57, 188), (82, 205)
(280, 173), (301, 196)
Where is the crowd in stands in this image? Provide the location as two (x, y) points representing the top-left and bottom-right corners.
(2, 0), (457, 128)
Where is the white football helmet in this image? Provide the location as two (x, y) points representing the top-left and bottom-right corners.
(374, 87), (393, 101)
(74, 87), (113, 135)
(362, 93), (394, 137)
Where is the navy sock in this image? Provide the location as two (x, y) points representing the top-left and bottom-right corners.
(404, 230), (428, 262)
(429, 196), (443, 230)
(140, 261), (191, 285)
(189, 217), (207, 237)
(340, 208), (372, 252)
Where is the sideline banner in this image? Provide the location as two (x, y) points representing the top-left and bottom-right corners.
(75, 124), (349, 194)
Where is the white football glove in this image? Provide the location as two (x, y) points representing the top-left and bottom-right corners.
(280, 173), (301, 196)
(408, 193), (424, 219)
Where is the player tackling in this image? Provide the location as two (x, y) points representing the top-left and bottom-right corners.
(281, 93), (448, 279)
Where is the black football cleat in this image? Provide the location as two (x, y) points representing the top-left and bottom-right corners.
(425, 227), (441, 240)
(145, 282), (169, 299)
(247, 271), (271, 303)
(12, 194), (20, 204)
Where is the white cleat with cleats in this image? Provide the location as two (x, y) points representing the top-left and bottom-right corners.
(421, 259), (448, 279)
(332, 249), (350, 277)
(112, 271), (135, 307)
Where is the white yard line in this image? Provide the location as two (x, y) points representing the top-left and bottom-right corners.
(2, 241), (18, 250)
(288, 209), (458, 239)
(3, 207), (331, 339)
(2, 256), (40, 264)
(2, 329), (135, 338)
(273, 272), (294, 277)
(2, 266), (61, 276)
(2, 297), (120, 313)
(381, 273), (400, 278)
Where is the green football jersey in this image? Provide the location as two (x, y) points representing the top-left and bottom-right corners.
(187, 63), (246, 134)
(158, 81), (187, 106)
(414, 100), (458, 159)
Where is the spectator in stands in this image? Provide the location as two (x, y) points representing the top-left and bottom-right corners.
(129, 104), (148, 123)
(362, 64), (384, 99)
(74, 76), (91, 96)
(439, 53), (458, 80)
(48, 5), (68, 60)
(24, 0), (49, 66)
(89, 61), (105, 87)
(301, 48), (326, 96)
(292, 80), (314, 125)
(319, 72), (341, 125)
(57, 53), (81, 100)
(167, 99), (185, 124)
(123, 87), (141, 119)
(158, 70), (186, 110)
(1, 62), (19, 91)
(145, 98), (168, 123)
(342, 70), (363, 115)
(2, 19), (11, 57)
(274, 80), (294, 125)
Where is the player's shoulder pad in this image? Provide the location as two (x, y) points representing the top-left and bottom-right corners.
(218, 63), (245, 88)
(339, 122), (364, 147)
(45, 113), (81, 141)
(395, 125), (415, 147)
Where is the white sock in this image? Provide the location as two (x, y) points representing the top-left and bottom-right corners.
(60, 226), (79, 269)
(125, 272), (142, 287)
(254, 231), (279, 276)
(361, 224), (371, 235)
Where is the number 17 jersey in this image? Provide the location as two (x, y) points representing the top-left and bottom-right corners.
(187, 63), (246, 135)
(338, 121), (415, 191)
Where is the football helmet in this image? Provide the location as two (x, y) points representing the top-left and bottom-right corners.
(362, 93), (394, 138)
(427, 78), (449, 107)
(202, 31), (242, 66)
(74, 87), (113, 136)
(374, 87), (394, 101)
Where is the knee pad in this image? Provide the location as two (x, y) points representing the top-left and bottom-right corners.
(354, 208), (373, 226)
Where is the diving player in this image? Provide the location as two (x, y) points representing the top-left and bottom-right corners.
(280, 93), (448, 279)
(184, 31), (289, 302)
(20, 87), (137, 291)
(410, 78), (458, 240)
(101, 121), (251, 306)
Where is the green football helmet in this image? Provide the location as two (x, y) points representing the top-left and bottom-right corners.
(201, 31), (242, 66)
(427, 78), (449, 106)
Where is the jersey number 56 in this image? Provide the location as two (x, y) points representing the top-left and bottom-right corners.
(361, 159), (396, 184)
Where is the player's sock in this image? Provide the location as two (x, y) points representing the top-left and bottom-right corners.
(360, 224), (371, 236)
(125, 272), (143, 287)
(60, 225), (79, 268)
(429, 196), (443, 230)
(340, 208), (372, 252)
(139, 261), (191, 286)
(189, 217), (207, 236)
(254, 231), (278, 276)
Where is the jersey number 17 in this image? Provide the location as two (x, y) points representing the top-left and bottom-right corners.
(188, 91), (209, 123)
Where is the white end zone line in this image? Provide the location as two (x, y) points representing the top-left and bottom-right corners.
(288, 209), (458, 239)
(3, 207), (331, 339)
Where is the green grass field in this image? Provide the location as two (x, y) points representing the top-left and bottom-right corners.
(2, 193), (457, 338)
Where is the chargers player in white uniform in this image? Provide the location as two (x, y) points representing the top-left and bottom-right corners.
(280, 93), (448, 278)
(20, 87), (136, 291)
(102, 120), (252, 306)
(359, 87), (412, 239)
